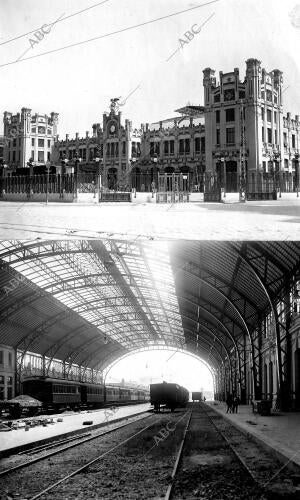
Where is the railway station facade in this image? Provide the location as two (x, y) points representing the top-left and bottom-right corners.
(1, 58), (299, 200)
(0, 240), (299, 413)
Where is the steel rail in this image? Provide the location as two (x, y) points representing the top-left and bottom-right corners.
(0, 411), (152, 478)
(164, 410), (193, 500)
(203, 404), (258, 484)
(29, 413), (166, 500)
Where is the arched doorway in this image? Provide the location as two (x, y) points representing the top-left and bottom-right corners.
(107, 168), (117, 190)
(131, 167), (141, 191)
(226, 160), (238, 192)
(179, 166), (190, 192)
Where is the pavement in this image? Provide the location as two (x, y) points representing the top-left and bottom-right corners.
(1, 198), (300, 240)
(207, 401), (300, 469)
(0, 403), (151, 456)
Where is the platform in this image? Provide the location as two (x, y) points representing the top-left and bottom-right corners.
(207, 401), (300, 469)
(0, 403), (150, 457)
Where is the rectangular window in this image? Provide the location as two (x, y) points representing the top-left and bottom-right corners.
(47, 140), (51, 148)
(195, 137), (200, 153)
(47, 151), (50, 161)
(0, 351), (3, 364)
(179, 139), (184, 154)
(216, 110), (220, 123)
(164, 141), (169, 155)
(200, 137), (205, 153)
(185, 138), (190, 154)
(225, 108), (235, 122)
(12, 151), (15, 161)
(13, 138), (16, 147)
(261, 108), (265, 121)
(262, 161), (266, 173)
(38, 150), (44, 162)
(122, 141), (126, 155)
(7, 387), (12, 399)
(283, 132), (287, 146)
(38, 139), (44, 148)
(31, 150), (35, 161)
(7, 376), (13, 385)
(267, 128), (272, 144)
(274, 111), (277, 123)
(267, 109), (272, 122)
(32, 138), (35, 146)
(170, 140), (174, 155)
(216, 128), (220, 145)
(38, 126), (45, 134)
(275, 130), (277, 145)
(226, 127), (235, 145)
(292, 134), (296, 148)
(262, 126), (265, 142)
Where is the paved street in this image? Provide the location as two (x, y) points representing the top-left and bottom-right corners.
(1, 199), (300, 240)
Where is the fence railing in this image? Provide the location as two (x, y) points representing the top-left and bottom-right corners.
(1, 172), (299, 199)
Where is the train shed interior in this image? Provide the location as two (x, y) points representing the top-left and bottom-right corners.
(0, 240), (300, 412)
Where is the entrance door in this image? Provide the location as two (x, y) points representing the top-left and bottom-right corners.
(107, 168), (117, 190)
(226, 161), (238, 192)
(157, 173), (189, 203)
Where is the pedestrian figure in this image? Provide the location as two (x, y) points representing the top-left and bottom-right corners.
(226, 393), (233, 413)
(232, 395), (239, 413)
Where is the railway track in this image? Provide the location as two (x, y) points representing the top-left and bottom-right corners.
(2, 404), (299, 499)
(0, 411), (152, 478)
(0, 409), (190, 500)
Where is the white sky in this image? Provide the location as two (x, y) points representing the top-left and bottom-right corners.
(0, 0), (299, 137)
(106, 349), (214, 392)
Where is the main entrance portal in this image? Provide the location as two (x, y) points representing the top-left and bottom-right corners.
(156, 173), (189, 203)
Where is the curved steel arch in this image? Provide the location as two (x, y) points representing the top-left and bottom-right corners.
(177, 270), (255, 346)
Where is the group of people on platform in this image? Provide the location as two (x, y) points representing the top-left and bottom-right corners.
(226, 392), (240, 413)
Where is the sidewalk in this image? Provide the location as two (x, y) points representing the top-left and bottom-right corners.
(207, 401), (300, 469)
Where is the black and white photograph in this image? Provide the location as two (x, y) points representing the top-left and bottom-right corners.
(0, 1), (300, 499)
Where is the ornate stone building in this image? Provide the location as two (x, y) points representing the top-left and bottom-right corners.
(2, 108), (58, 174)
(54, 99), (142, 190)
(203, 58), (299, 191)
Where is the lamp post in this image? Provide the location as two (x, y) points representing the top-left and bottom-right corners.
(94, 156), (103, 202)
(220, 157), (226, 198)
(60, 156), (69, 198)
(295, 153), (299, 198)
(74, 152), (82, 200)
(45, 160), (51, 204)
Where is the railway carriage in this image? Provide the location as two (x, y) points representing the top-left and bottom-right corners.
(8, 376), (149, 417)
(22, 377), (81, 412)
(150, 382), (189, 412)
(81, 383), (105, 407)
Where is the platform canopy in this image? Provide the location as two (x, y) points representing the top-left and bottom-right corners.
(0, 241), (299, 374)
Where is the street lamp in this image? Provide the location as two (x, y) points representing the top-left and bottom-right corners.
(45, 160), (51, 204)
(295, 153), (299, 198)
(94, 156), (103, 202)
(74, 152), (82, 199)
(60, 156), (69, 198)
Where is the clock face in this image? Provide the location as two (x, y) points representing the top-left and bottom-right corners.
(110, 124), (116, 133)
(224, 89), (235, 101)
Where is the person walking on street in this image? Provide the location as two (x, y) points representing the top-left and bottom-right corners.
(226, 393), (233, 413)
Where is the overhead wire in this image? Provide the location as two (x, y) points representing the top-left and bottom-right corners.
(0, 0), (219, 69)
